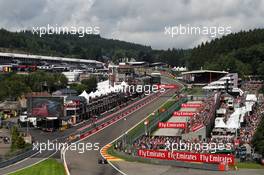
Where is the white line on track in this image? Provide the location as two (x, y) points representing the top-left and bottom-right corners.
(101, 79), (184, 175)
(63, 91), (167, 175)
(100, 90), (176, 175)
(2, 91), (159, 175)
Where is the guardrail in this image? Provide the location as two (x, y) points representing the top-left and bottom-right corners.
(131, 97), (187, 144)
(120, 79), (186, 145)
(0, 147), (38, 169)
(108, 148), (221, 171)
(112, 95), (187, 154)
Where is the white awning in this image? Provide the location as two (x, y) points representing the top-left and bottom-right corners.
(246, 94), (257, 102)
(215, 118), (227, 128)
(79, 90), (90, 103)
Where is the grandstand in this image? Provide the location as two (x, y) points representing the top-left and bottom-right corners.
(0, 52), (104, 68)
(203, 73), (243, 96)
(152, 94), (219, 140)
(182, 70), (228, 85)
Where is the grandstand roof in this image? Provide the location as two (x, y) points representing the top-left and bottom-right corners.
(0, 52), (103, 64)
(182, 70), (228, 75)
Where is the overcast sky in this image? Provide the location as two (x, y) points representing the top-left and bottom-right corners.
(0, 0), (264, 49)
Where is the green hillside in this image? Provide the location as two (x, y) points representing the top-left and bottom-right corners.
(1, 28), (264, 76)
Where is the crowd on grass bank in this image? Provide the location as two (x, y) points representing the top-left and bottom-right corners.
(133, 135), (234, 153)
(240, 102), (264, 144)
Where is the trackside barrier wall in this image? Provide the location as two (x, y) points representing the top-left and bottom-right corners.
(77, 92), (160, 137)
(0, 94), (155, 169)
(0, 148), (38, 168)
(109, 150), (220, 171)
(116, 97), (187, 148)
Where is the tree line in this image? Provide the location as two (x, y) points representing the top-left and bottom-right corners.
(0, 71), (68, 101)
(0, 71), (100, 101)
(1, 28), (264, 77)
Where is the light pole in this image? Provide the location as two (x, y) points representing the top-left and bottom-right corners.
(122, 117), (127, 150)
(144, 120), (149, 136)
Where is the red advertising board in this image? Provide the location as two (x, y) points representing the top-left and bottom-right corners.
(158, 122), (186, 128)
(138, 149), (235, 165)
(158, 84), (178, 89)
(191, 124), (204, 132)
(181, 103), (202, 108)
(173, 111), (196, 116)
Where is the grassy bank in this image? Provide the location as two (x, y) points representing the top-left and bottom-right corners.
(185, 86), (204, 96)
(10, 159), (66, 175)
(234, 162), (264, 169)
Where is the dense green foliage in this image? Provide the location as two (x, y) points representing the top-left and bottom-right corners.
(0, 29), (152, 63)
(188, 29), (264, 76)
(0, 71), (68, 100)
(70, 76), (97, 94)
(0, 28), (188, 65)
(11, 126), (25, 150)
(1, 28), (264, 76)
(0, 71), (98, 101)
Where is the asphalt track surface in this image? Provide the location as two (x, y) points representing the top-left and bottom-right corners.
(115, 161), (264, 175)
(65, 89), (177, 175)
(0, 76), (178, 175)
(0, 91), (166, 175)
(0, 150), (56, 175)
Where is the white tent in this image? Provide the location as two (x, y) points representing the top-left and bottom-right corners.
(121, 81), (128, 86)
(245, 102), (254, 112)
(246, 94), (257, 102)
(94, 90), (102, 97)
(110, 86), (116, 92)
(99, 89), (107, 96)
(215, 118), (227, 128)
(226, 109), (241, 129)
(89, 91), (96, 99)
(79, 90), (90, 103)
(97, 80), (110, 90)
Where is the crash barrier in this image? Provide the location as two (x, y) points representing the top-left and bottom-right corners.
(114, 78), (186, 146)
(120, 97), (188, 145)
(98, 96), (142, 120)
(110, 149), (227, 171)
(137, 149), (234, 165)
(0, 95), (151, 169)
(0, 147), (38, 168)
(77, 91), (163, 139)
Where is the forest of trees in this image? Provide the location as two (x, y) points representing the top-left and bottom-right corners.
(188, 29), (264, 76)
(1, 28), (264, 77)
(0, 28), (187, 65)
(0, 29), (152, 63)
(0, 71), (99, 101)
(0, 71), (68, 101)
